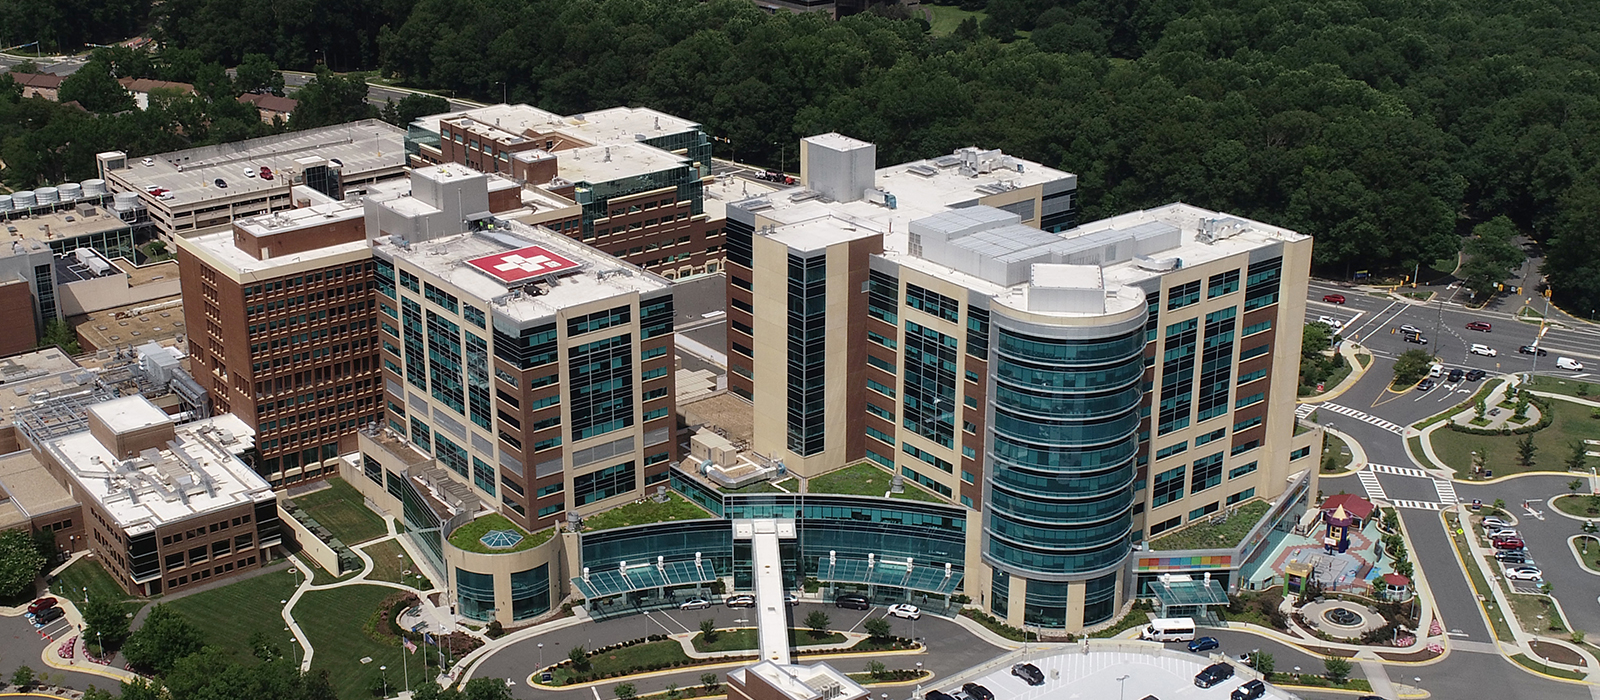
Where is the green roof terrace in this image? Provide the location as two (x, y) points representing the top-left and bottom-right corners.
(447, 512), (556, 554)
(1146, 499), (1272, 551)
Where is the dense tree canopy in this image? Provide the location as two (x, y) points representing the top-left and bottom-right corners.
(0, 528), (45, 598)
(12, 0), (1600, 306)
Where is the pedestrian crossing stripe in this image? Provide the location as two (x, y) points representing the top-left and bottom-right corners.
(1357, 471), (1387, 501)
(1392, 500), (1444, 511)
(1321, 402), (1404, 434)
(1369, 464), (1429, 478)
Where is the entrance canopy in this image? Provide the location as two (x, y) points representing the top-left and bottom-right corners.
(1151, 575), (1229, 619)
(816, 555), (964, 596)
(573, 559), (719, 599)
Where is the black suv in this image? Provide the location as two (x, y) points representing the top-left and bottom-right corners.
(1403, 331), (1428, 345)
(1448, 368), (1465, 382)
(925, 693), (958, 700)
(835, 594), (871, 610)
(962, 683), (994, 700)
(1465, 369), (1486, 381)
(1195, 662), (1234, 688)
(1011, 663), (1045, 686)
(1231, 679), (1266, 700)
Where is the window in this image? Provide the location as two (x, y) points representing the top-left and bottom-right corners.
(1244, 257), (1281, 310)
(866, 425), (895, 446)
(1152, 466), (1185, 507)
(1237, 368), (1267, 385)
(1226, 488), (1257, 505)
(868, 270), (899, 324)
(1191, 452), (1223, 493)
(1239, 344), (1269, 361)
(901, 442), (954, 473)
(787, 253), (828, 456)
(1242, 319), (1272, 336)
(867, 354), (897, 374)
(868, 379), (896, 398)
(1166, 280), (1201, 309)
(1189, 501), (1220, 521)
(1194, 427), (1226, 446)
(1149, 515), (1183, 536)
(1207, 269), (1240, 298)
(568, 306), (630, 336)
(905, 284), (959, 322)
(1235, 392), (1264, 409)
(424, 282), (459, 313)
(1290, 445), (1312, 460)
(866, 403), (894, 421)
(1232, 439), (1261, 456)
(1229, 461), (1258, 479)
(1233, 415), (1262, 433)
(966, 306), (990, 356)
(901, 322), (957, 448)
(1155, 441), (1187, 460)
(868, 330), (897, 349)
(574, 461), (635, 505)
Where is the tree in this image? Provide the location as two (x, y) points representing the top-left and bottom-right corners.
(1392, 350), (1434, 388)
(614, 683), (637, 700)
(10, 60), (43, 74)
(57, 61), (136, 113)
(1323, 656), (1352, 683)
(1460, 217), (1525, 299)
(1252, 652), (1274, 679)
(863, 617), (893, 641)
(11, 665), (34, 690)
(460, 677), (514, 700)
(235, 53), (286, 96)
(122, 604), (207, 675)
(665, 683), (680, 700)
(699, 618), (718, 642)
(0, 528), (45, 599)
(249, 630), (284, 661)
(380, 92), (450, 128)
(1569, 447), (1588, 475)
(83, 596), (132, 652)
(568, 644), (589, 670)
(82, 687), (116, 700)
(39, 319), (81, 355)
(411, 682), (444, 700)
(1517, 435), (1537, 467)
(118, 677), (164, 700)
(289, 67), (378, 130)
(700, 673), (721, 693)
(804, 610), (831, 638)
(865, 660), (887, 679)
(1571, 477), (1586, 493)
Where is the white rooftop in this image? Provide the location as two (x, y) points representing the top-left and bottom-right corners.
(556, 143), (688, 185)
(426, 104), (700, 146)
(108, 120), (406, 205)
(89, 395), (170, 433)
(44, 399), (267, 535)
(731, 661), (867, 700)
(940, 648), (1295, 700)
(187, 203), (370, 277)
(376, 220), (669, 324)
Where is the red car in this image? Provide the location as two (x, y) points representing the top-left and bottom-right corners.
(1492, 537), (1524, 550)
(27, 597), (57, 615)
(1466, 321), (1492, 332)
(260, 166), (274, 180)
(1322, 293), (1346, 304)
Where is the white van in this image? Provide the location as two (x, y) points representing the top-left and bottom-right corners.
(1428, 363), (1444, 378)
(1140, 617), (1197, 642)
(1558, 357), (1584, 371)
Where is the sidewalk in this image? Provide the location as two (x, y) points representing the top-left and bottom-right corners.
(1299, 342), (1371, 405)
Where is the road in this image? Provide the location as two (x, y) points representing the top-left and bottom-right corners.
(472, 603), (1001, 700)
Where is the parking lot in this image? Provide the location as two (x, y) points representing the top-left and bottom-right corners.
(931, 648), (1293, 700)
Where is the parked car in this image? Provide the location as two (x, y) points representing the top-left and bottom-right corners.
(785, 593), (799, 606)
(679, 598), (711, 610)
(1448, 368), (1465, 382)
(1470, 343), (1497, 357)
(1194, 662), (1235, 688)
(1316, 316), (1344, 331)
(142, 157), (155, 167)
(1482, 517), (1514, 529)
(260, 166), (274, 179)
(214, 178), (228, 188)
(925, 692), (958, 700)
(1323, 293), (1346, 304)
(1466, 369), (1486, 381)
(1520, 345), (1548, 356)
(1417, 378), (1436, 391)
(887, 603), (921, 620)
(1492, 536), (1525, 550)
(1232, 679), (1268, 700)
(27, 597), (57, 615)
(1504, 566), (1543, 581)
(961, 683), (994, 700)
(1558, 357), (1585, 371)
(1011, 663), (1045, 686)
(1187, 636), (1221, 653)
(243, 167), (256, 178)
(835, 594), (871, 610)
(1486, 528), (1520, 539)
(1495, 550), (1533, 565)
(724, 594), (756, 608)
(1466, 321), (1492, 332)
(31, 607), (63, 626)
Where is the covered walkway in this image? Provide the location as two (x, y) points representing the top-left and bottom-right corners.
(737, 518), (795, 664)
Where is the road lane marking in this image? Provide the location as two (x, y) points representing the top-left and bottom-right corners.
(1319, 402), (1404, 433)
(1370, 464), (1429, 478)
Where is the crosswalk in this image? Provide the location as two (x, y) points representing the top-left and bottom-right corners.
(1295, 403), (1317, 419)
(1320, 402), (1404, 434)
(1357, 470), (1388, 501)
(1392, 500), (1444, 511)
(1433, 478), (1460, 506)
(1369, 463), (1429, 478)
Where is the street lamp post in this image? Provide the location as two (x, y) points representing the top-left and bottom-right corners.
(285, 626), (298, 668)
(1116, 674), (1129, 700)
(538, 642), (544, 669)
(380, 665), (389, 698)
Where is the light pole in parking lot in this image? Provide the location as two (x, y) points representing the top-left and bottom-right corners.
(1116, 674), (1129, 700)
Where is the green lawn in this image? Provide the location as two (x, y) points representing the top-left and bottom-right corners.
(1554, 494), (1600, 518)
(299, 585), (433, 700)
(49, 559), (144, 617)
(1528, 375), (1599, 400)
(447, 512), (554, 554)
(809, 462), (898, 497)
(1572, 535), (1600, 572)
(691, 628), (845, 652)
(581, 492), (715, 532)
(1324, 432), (1354, 470)
(1444, 511), (1516, 642)
(362, 539), (432, 589)
(165, 570), (297, 663)
(1511, 653), (1588, 680)
(927, 5), (987, 36)
(1428, 398), (1600, 477)
(890, 482), (947, 503)
(1148, 500), (1272, 551)
(290, 477), (389, 545)
(545, 640), (693, 685)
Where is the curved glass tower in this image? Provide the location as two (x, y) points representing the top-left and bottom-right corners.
(982, 306), (1146, 628)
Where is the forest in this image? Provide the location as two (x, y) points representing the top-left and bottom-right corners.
(4, 0), (1600, 310)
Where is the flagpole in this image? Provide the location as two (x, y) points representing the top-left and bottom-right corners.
(402, 635), (410, 695)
